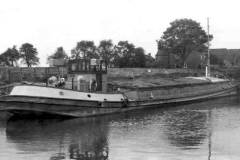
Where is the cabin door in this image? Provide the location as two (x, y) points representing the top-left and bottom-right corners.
(96, 73), (102, 91)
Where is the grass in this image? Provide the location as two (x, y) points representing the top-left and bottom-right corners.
(107, 68), (208, 88)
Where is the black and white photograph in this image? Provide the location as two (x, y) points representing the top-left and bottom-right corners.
(0, 0), (240, 159)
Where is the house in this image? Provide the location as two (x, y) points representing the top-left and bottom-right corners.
(156, 48), (240, 68)
(155, 50), (179, 68)
(210, 49), (240, 67)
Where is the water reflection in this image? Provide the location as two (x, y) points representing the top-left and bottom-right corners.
(6, 117), (109, 160)
(163, 110), (208, 148)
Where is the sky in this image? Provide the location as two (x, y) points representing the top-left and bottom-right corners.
(0, 0), (240, 66)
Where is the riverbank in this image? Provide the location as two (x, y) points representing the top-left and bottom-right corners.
(107, 68), (227, 89)
(0, 67), (238, 89)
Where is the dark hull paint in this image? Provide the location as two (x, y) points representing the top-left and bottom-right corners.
(0, 85), (238, 117)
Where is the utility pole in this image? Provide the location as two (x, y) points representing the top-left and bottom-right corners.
(206, 17), (211, 77)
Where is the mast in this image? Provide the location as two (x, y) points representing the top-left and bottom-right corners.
(206, 18), (210, 77)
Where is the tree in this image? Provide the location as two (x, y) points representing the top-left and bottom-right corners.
(158, 19), (212, 67)
(133, 47), (146, 67)
(47, 47), (68, 63)
(0, 46), (20, 66)
(20, 43), (39, 67)
(145, 53), (155, 67)
(113, 41), (135, 67)
(0, 52), (10, 66)
(113, 41), (147, 68)
(98, 40), (114, 67)
(71, 41), (98, 59)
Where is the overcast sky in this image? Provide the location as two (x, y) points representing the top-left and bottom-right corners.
(0, 0), (239, 66)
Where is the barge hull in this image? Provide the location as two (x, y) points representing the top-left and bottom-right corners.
(0, 85), (237, 117)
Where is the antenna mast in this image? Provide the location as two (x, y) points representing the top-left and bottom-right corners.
(206, 17), (210, 77)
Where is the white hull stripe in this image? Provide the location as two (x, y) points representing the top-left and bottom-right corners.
(10, 85), (125, 102)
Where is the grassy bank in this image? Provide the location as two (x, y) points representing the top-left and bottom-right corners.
(108, 68), (205, 79)
(107, 67), (240, 89)
(107, 68), (209, 88)
(1, 66), (238, 89)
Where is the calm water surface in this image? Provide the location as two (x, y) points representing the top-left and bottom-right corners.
(1, 96), (240, 160)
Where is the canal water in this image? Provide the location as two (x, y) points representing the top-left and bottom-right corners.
(1, 96), (240, 160)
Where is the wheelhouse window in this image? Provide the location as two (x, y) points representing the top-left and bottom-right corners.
(71, 63), (77, 71)
(82, 61), (86, 71)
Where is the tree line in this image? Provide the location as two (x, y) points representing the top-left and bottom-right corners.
(47, 19), (213, 68)
(48, 40), (155, 68)
(0, 40), (155, 68)
(2, 18), (227, 68)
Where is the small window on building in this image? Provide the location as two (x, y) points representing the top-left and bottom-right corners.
(71, 63), (77, 71)
(78, 62), (82, 71)
(86, 61), (89, 71)
(82, 61), (85, 71)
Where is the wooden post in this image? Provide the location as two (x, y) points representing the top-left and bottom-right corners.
(96, 73), (102, 91)
(72, 77), (74, 90)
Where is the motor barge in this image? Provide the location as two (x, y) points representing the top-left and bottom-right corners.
(0, 59), (238, 117)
